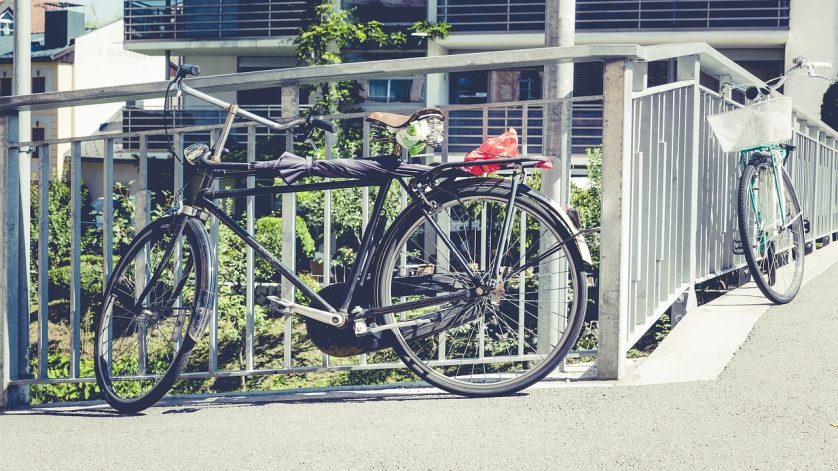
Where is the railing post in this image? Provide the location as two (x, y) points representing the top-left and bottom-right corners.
(598, 59), (634, 380)
(0, 111), (31, 407)
(809, 125), (821, 244)
(676, 55), (701, 311)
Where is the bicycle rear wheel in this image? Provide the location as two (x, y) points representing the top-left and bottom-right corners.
(737, 158), (805, 303)
(372, 179), (587, 396)
(94, 216), (210, 413)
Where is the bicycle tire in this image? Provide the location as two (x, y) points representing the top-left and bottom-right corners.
(371, 178), (587, 396)
(94, 216), (211, 413)
(737, 157), (805, 304)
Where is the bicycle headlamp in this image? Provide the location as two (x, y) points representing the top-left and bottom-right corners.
(184, 143), (210, 164)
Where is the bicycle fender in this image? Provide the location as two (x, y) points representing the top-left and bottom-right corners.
(186, 218), (217, 343)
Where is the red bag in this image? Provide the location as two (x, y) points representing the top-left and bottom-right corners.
(463, 128), (552, 176)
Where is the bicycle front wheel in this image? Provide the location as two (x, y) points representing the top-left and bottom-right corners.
(94, 216), (210, 413)
(737, 158), (805, 303)
(372, 179), (587, 396)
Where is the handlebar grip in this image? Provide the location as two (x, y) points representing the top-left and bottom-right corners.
(177, 64), (201, 78)
(810, 62), (833, 71)
(312, 118), (337, 134)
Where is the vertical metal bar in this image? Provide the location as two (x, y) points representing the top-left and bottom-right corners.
(361, 119), (369, 366)
(171, 132), (184, 356)
(245, 126), (255, 372)
(597, 59), (634, 380)
(37, 144), (49, 379)
(102, 139), (114, 369)
(441, 109), (449, 163)
(362, 120), (370, 229)
(482, 105), (489, 141)
(321, 130), (334, 367)
(103, 139), (114, 281)
(208, 130), (219, 373)
(522, 104), (529, 157)
(810, 126), (821, 241)
(399, 150), (408, 322)
(518, 210), (526, 356)
(136, 135), (149, 375)
(281, 84), (299, 368)
(70, 141), (82, 378)
(323, 131), (333, 287)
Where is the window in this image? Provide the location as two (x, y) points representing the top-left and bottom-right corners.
(449, 71), (488, 105)
(367, 79), (415, 103)
(31, 127), (45, 141)
(343, 0), (425, 25)
(0, 78), (10, 97)
(32, 76), (45, 94)
(0, 10), (12, 37)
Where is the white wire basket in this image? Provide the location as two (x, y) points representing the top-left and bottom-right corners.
(707, 97), (793, 153)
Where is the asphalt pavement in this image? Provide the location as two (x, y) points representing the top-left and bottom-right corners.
(2, 262), (838, 470)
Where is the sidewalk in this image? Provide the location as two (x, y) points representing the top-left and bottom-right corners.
(2, 258), (838, 469)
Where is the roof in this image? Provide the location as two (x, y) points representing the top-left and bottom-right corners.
(0, 32), (74, 63)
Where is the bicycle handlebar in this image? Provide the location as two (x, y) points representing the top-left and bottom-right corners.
(172, 76), (335, 135)
(724, 56), (834, 101)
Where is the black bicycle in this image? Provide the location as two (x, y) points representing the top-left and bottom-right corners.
(93, 64), (594, 413)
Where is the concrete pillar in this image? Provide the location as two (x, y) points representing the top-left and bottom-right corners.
(597, 60), (634, 380)
(426, 40), (449, 108)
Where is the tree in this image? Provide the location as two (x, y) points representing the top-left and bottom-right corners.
(822, 82), (838, 131)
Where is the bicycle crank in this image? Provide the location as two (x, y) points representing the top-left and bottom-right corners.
(267, 296), (346, 327)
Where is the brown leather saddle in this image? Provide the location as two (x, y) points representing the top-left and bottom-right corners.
(366, 107), (444, 128)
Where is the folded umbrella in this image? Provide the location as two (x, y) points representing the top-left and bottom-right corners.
(253, 152), (433, 184)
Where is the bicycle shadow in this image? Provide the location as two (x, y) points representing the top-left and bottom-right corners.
(2, 387), (526, 418)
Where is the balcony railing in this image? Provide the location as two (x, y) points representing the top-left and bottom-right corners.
(124, 0), (312, 42)
(577, 0), (790, 30)
(437, 0), (790, 33)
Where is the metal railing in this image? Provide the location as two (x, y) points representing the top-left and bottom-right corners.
(577, 0), (790, 31)
(610, 56), (838, 356)
(124, 0), (312, 42)
(437, 0), (790, 33)
(1, 43), (837, 407)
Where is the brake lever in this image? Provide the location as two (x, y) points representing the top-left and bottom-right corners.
(305, 137), (319, 155)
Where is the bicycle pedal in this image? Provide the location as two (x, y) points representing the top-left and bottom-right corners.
(803, 219), (811, 234)
(266, 295), (293, 313)
(732, 239), (745, 255)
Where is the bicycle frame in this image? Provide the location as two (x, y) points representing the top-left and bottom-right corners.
(739, 144), (796, 252)
(164, 82), (530, 329)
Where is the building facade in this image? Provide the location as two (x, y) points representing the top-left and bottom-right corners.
(1, 6), (166, 189)
(122, 1), (836, 160)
